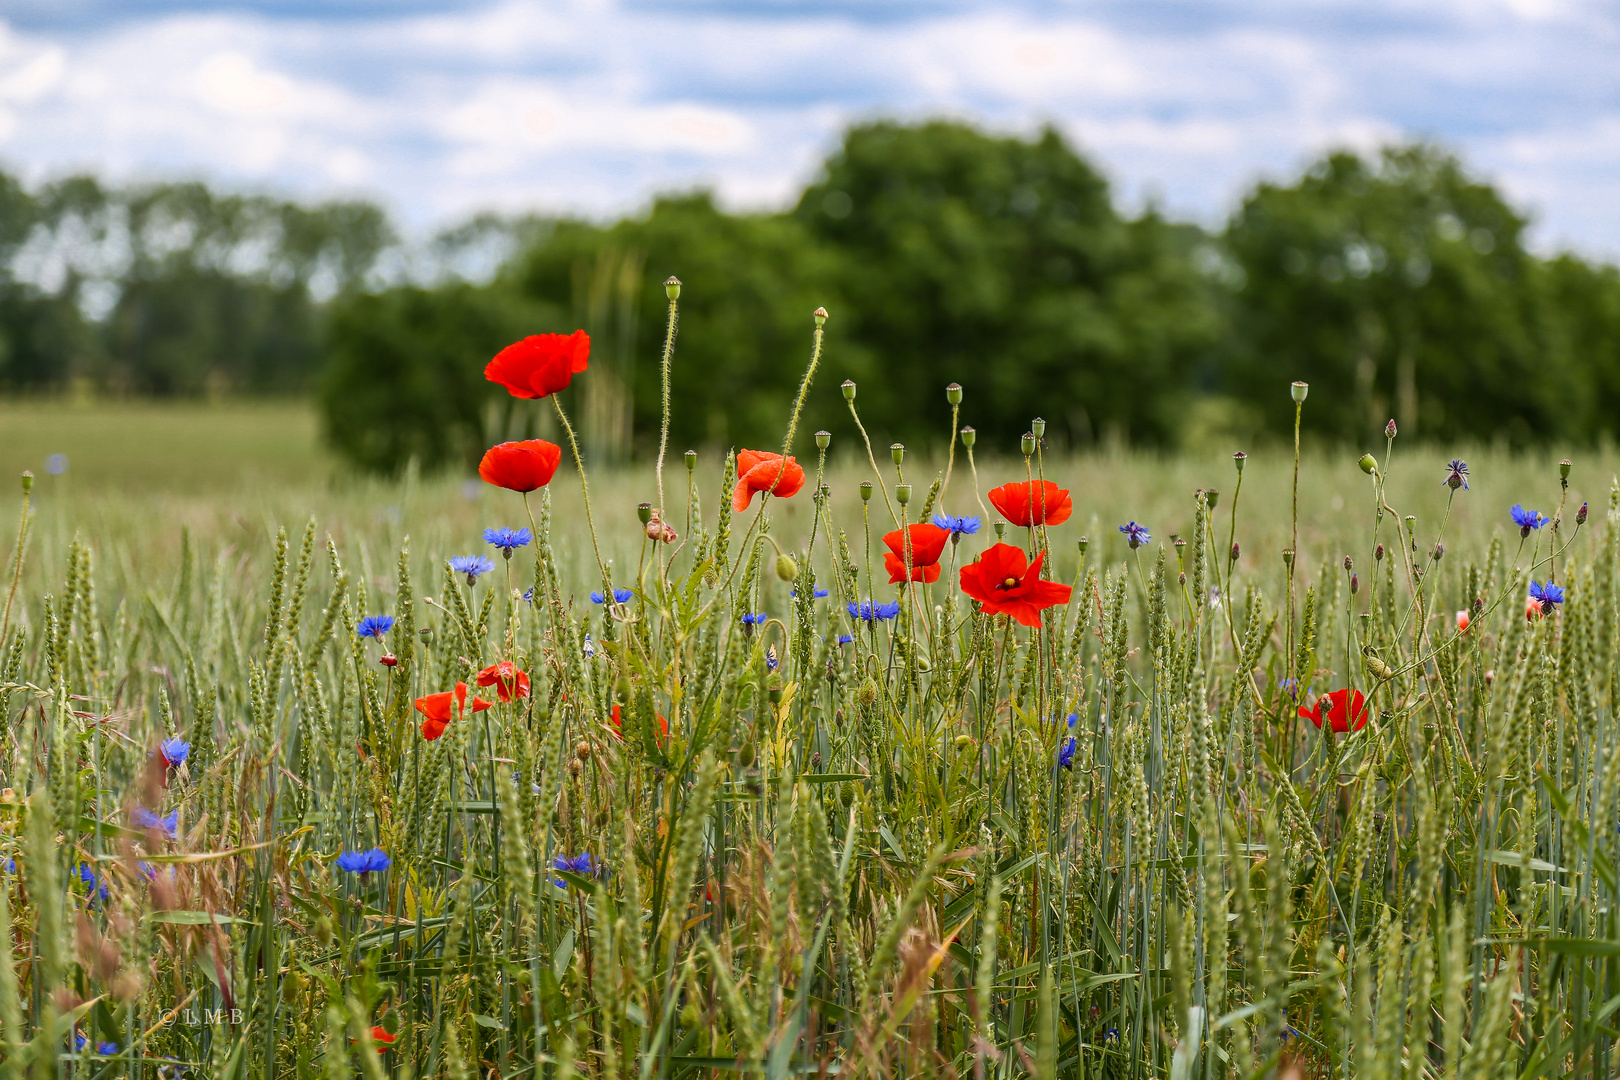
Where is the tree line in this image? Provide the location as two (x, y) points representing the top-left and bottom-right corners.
(1, 120), (1616, 472)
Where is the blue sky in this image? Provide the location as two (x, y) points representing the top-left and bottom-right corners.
(0, 0), (1615, 256)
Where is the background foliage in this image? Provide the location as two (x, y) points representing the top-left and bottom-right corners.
(0, 121), (1617, 471)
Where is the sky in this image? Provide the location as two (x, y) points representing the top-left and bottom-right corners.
(0, 0), (1616, 258)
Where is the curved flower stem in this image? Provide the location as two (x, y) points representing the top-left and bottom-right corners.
(550, 394), (611, 589)
(654, 288), (680, 515)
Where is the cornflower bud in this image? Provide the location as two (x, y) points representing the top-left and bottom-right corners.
(1343, 555), (1353, 572)
(1385, 419), (1397, 438)
(1472, 596), (1484, 615)
(1230, 542), (1240, 562)
(1358, 454), (1378, 474)
(1350, 573), (1359, 594)
(1031, 417), (1046, 439)
(813, 306), (828, 326)
(1233, 451), (1247, 474)
(860, 482), (873, 502)
(1291, 381), (1309, 403)
(685, 449), (696, 472)
(1432, 543), (1444, 561)
(1577, 501), (1589, 525)
(895, 484), (911, 505)
(946, 383), (963, 405)
(890, 443), (904, 467)
(665, 276), (681, 300)
(815, 430), (831, 451)
(960, 426), (976, 448)
(841, 380), (856, 401)
(637, 503), (653, 525)
(1021, 432), (1036, 456)
(1375, 543), (1385, 561)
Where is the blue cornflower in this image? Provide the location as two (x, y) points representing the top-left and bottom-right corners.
(552, 852), (597, 887)
(77, 864), (108, 901)
(1443, 459), (1469, 491)
(521, 588), (537, 604)
(591, 588), (634, 604)
(1102, 1028), (1119, 1043)
(1057, 736), (1077, 771)
(132, 807), (179, 838)
(2, 857), (13, 873)
(356, 615), (394, 640)
(933, 513), (982, 536)
(1529, 580), (1565, 614)
(1066, 712), (1078, 728)
(1511, 505), (1545, 535)
(335, 848), (392, 876)
(837, 634), (853, 645)
(449, 555), (496, 584)
(96, 1043), (118, 1056)
(740, 612), (768, 625)
(848, 600), (901, 623)
(483, 527), (533, 556)
(791, 588), (829, 598)
(159, 737), (190, 767)
(583, 633), (595, 658)
(1119, 521), (1151, 549)
(766, 645), (779, 671)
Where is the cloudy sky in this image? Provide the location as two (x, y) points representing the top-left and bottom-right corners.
(0, 0), (1616, 256)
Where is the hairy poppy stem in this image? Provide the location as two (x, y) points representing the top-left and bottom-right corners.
(654, 280), (680, 517)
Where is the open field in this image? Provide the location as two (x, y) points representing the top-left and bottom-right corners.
(0, 395), (1618, 1078)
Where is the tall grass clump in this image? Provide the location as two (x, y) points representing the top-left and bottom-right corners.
(2, 299), (1620, 1080)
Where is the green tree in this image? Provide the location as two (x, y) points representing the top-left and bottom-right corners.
(1221, 144), (1584, 443)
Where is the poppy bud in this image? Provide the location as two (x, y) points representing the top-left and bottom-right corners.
(859, 481), (873, 502)
(960, 426), (976, 448)
(1358, 454), (1377, 474)
(1282, 549), (1293, 566)
(1375, 543), (1384, 561)
(815, 430), (831, 451)
(813, 306), (828, 327)
(841, 380), (856, 401)
(775, 553), (798, 581)
(379, 653), (398, 667)
(1350, 573), (1359, 594)
(637, 502), (653, 524)
(1032, 417), (1046, 439)
(1021, 432), (1036, 456)
(946, 383), (963, 405)
(19, 471), (31, 493)
(890, 443), (905, 467)
(895, 484), (911, 505)
(737, 739), (756, 767)
(1233, 451), (1246, 474)
(1291, 381), (1309, 403)
(1385, 419), (1397, 439)
(281, 968), (302, 1003)
(1077, 536), (1089, 555)
(684, 450), (696, 473)
(665, 275), (681, 300)
(1343, 555), (1353, 571)
(857, 678), (879, 706)
(1577, 501), (1588, 525)
(1230, 542), (1240, 562)
(1560, 458), (1572, 481)
(1204, 488), (1220, 510)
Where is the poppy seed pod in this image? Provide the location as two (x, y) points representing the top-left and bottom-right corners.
(1032, 417), (1046, 439)
(860, 481), (873, 502)
(684, 449), (696, 472)
(1282, 549), (1294, 567)
(813, 306), (827, 326)
(1077, 536), (1089, 554)
(1358, 454), (1378, 474)
(890, 443), (905, 467)
(1204, 489), (1219, 510)
(19, 471), (31, 493)
(775, 553), (798, 581)
(1560, 458), (1573, 486)
(994, 522), (1006, 540)
(768, 684), (783, 704)
(841, 380), (856, 401)
(1291, 381), (1308, 403)
(637, 503), (653, 525)
(664, 276), (681, 300)
(895, 484), (911, 505)
(1233, 451), (1247, 474)
(1021, 432), (1036, 456)
(960, 426), (976, 448)
(419, 626), (433, 641)
(946, 382), (963, 405)
(815, 430), (831, 451)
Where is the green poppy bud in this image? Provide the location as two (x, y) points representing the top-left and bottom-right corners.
(768, 683), (783, 705)
(664, 276), (681, 300)
(775, 553), (798, 581)
(738, 739), (756, 767)
(857, 677), (879, 706)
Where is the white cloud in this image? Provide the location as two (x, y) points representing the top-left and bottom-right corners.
(0, 0), (1613, 257)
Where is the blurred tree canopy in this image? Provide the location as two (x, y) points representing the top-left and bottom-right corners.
(5, 120), (1620, 473)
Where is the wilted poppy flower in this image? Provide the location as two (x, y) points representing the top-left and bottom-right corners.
(732, 450), (806, 511)
(476, 661), (531, 703)
(479, 439), (562, 493)
(414, 682), (493, 741)
(485, 330), (590, 399)
(882, 523), (950, 583)
(958, 543), (1072, 627)
(987, 480), (1072, 527)
(1297, 688), (1369, 733)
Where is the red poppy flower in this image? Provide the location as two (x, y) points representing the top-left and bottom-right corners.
(987, 480), (1072, 527)
(484, 330), (590, 399)
(882, 523), (951, 583)
(479, 439), (562, 493)
(610, 703), (668, 742)
(413, 682), (493, 741)
(475, 661), (531, 703)
(1297, 688), (1369, 734)
(958, 543), (1072, 627)
(371, 1026), (396, 1048)
(732, 449), (806, 512)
